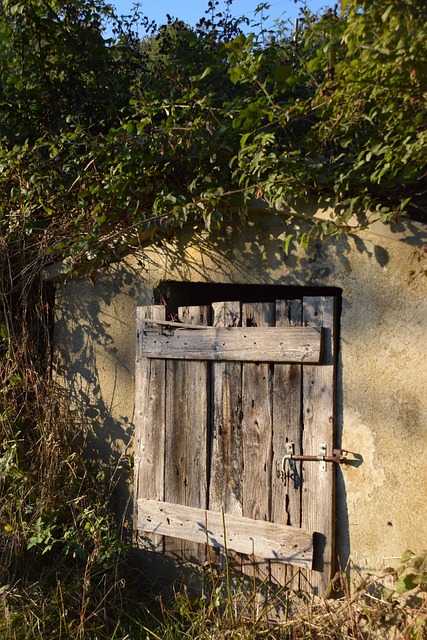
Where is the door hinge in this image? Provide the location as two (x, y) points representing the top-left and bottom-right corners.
(282, 442), (347, 475)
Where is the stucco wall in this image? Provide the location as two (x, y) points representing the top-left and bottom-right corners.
(52, 211), (427, 583)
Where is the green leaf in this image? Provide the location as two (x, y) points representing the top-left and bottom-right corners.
(40, 202), (53, 215)
(0, 323), (8, 340)
(282, 234), (294, 255)
(240, 132), (252, 149)
(124, 121), (135, 134)
(416, 572), (427, 589)
(381, 5), (394, 22)
(414, 553), (427, 572)
(401, 550), (415, 564)
(226, 33), (248, 51)
(307, 57), (321, 73)
(9, 3), (25, 15)
(199, 67), (212, 80)
(396, 572), (418, 594)
(274, 66), (292, 83)
(229, 66), (245, 84)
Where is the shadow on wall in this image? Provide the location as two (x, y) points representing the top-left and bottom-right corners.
(53, 267), (150, 536)
(52, 213), (425, 569)
(132, 212), (395, 287)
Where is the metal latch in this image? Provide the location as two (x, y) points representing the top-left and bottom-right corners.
(282, 442), (347, 474)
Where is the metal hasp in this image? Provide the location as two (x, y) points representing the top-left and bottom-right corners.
(282, 442), (347, 474)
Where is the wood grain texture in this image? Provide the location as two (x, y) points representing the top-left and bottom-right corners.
(140, 326), (322, 363)
(209, 301), (243, 516)
(137, 499), (313, 568)
(270, 299), (303, 589)
(301, 296), (336, 596)
(241, 302), (274, 581)
(135, 305), (166, 552)
(209, 301), (243, 569)
(163, 305), (210, 562)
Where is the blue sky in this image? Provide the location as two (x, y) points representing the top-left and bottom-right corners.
(108, 0), (331, 33)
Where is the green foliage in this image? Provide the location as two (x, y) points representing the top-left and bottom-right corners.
(0, 361), (146, 638)
(0, 3), (426, 635)
(311, 0), (427, 224)
(0, 0), (425, 273)
(394, 551), (427, 595)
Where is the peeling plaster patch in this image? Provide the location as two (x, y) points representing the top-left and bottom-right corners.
(342, 409), (386, 504)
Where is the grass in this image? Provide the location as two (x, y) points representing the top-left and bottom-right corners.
(0, 289), (425, 639)
(1, 373), (426, 639)
(1, 546), (426, 639)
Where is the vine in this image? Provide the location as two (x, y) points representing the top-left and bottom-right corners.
(0, 0), (425, 278)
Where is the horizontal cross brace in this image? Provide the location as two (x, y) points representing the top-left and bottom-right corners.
(137, 499), (314, 568)
(138, 325), (322, 363)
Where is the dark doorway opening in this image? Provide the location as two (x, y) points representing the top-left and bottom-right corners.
(154, 281), (342, 320)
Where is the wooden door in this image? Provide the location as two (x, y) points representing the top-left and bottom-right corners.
(134, 297), (337, 595)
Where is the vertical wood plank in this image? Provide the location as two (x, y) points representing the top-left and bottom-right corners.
(301, 296), (336, 595)
(210, 301), (243, 515)
(135, 305), (166, 551)
(163, 305), (210, 562)
(209, 301), (243, 569)
(241, 302), (274, 582)
(270, 299), (303, 589)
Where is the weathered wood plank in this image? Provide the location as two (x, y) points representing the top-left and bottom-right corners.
(140, 326), (322, 363)
(301, 296), (336, 596)
(209, 301), (243, 569)
(209, 301), (243, 516)
(241, 302), (274, 581)
(270, 299), (303, 589)
(135, 305), (166, 552)
(163, 305), (210, 562)
(137, 499), (313, 568)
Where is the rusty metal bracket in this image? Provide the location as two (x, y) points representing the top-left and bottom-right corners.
(282, 443), (347, 475)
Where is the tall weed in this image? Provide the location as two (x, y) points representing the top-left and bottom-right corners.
(0, 239), (425, 639)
